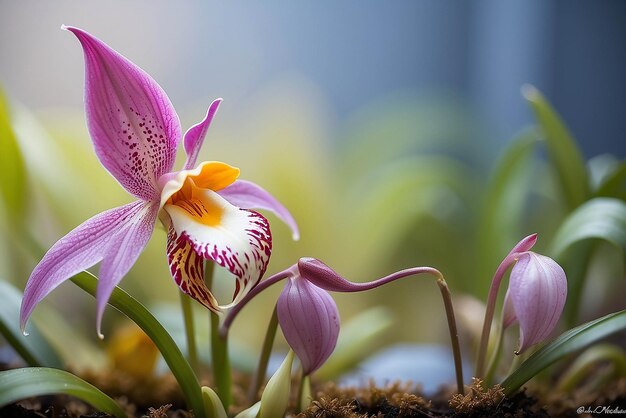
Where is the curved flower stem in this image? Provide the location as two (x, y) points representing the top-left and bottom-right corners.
(475, 256), (517, 379)
(220, 268), (295, 337)
(222, 265), (464, 394)
(248, 306), (279, 404)
(205, 261), (232, 410)
(180, 293), (199, 374)
(433, 273), (465, 395)
(311, 266), (464, 394)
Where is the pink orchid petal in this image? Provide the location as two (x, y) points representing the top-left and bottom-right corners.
(509, 252), (567, 353)
(277, 277), (339, 375)
(20, 200), (157, 333)
(509, 233), (538, 255)
(95, 202), (159, 337)
(492, 233), (539, 286)
(183, 99), (222, 170)
(166, 224), (220, 312)
(64, 26), (181, 200)
(164, 188), (272, 307)
(218, 180), (300, 240)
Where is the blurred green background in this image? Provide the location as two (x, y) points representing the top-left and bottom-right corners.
(0, 2), (624, 361)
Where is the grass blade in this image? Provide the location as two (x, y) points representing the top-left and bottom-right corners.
(70, 271), (206, 418)
(0, 367), (127, 417)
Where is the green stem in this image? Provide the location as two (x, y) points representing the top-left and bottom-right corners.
(484, 318), (505, 386)
(248, 306), (279, 404)
(205, 261), (232, 410)
(180, 292), (200, 375)
(297, 373), (311, 412)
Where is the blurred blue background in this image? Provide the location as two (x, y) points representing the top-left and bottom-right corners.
(0, 1), (624, 158)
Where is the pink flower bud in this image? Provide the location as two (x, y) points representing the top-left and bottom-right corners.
(276, 275), (340, 375)
(503, 252), (567, 354)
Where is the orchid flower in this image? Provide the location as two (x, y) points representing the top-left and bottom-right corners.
(476, 233), (567, 377)
(222, 258), (465, 393)
(20, 26), (298, 337)
(502, 252), (567, 354)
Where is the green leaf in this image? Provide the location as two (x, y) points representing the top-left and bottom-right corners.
(70, 272), (206, 418)
(502, 309), (626, 395)
(477, 128), (540, 295)
(522, 85), (590, 210)
(0, 280), (63, 368)
(0, 367), (127, 417)
(596, 160), (626, 201)
(549, 197), (626, 325)
(549, 197), (626, 259)
(0, 89), (27, 223)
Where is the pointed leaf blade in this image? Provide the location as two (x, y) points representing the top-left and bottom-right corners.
(502, 309), (626, 394)
(0, 367), (127, 417)
(549, 197), (626, 258)
(522, 85), (589, 210)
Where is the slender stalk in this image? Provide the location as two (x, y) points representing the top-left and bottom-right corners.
(210, 311), (231, 409)
(204, 261), (232, 410)
(297, 373), (311, 412)
(180, 292), (199, 375)
(248, 307), (279, 404)
(328, 266), (465, 394)
(475, 254), (517, 378)
(433, 273), (465, 395)
(220, 268), (295, 336)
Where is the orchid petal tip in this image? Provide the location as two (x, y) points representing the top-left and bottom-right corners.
(98, 332), (104, 340)
(22, 330), (29, 337)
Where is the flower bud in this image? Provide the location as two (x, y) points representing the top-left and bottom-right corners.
(504, 252), (567, 353)
(277, 276), (340, 375)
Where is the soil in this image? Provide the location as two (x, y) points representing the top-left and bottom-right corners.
(1, 371), (625, 418)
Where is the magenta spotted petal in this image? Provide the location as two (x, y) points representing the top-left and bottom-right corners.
(506, 252), (567, 353)
(277, 276), (339, 375)
(64, 26), (181, 201)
